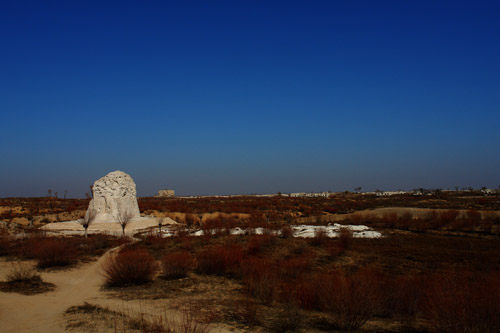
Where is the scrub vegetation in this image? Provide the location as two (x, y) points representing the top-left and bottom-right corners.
(1, 190), (500, 331)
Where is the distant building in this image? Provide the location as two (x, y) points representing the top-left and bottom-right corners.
(157, 189), (175, 198)
(289, 192), (330, 198)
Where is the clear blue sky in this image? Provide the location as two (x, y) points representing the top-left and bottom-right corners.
(1, 0), (499, 197)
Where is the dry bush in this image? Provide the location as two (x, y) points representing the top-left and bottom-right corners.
(246, 234), (275, 255)
(241, 257), (279, 304)
(173, 306), (211, 333)
(381, 212), (399, 228)
(32, 237), (77, 268)
(201, 216), (237, 237)
(102, 248), (158, 287)
(143, 233), (170, 251)
(391, 274), (426, 318)
(466, 209), (482, 222)
(484, 211), (500, 224)
(1, 263), (55, 295)
(338, 228), (353, 250)
(195, 244), (243, 276)
(290, 277), (322, 310)
(378, 273), (427, 328)
(309, 228), (327, 246)
(278, 255), (314, 280)
(68, 302), (210, 333)
(6, 264), (41, 283)
(439, 209), (459, 226)
(0, 236), (12, 256)
(280, 225), (293, 238)
(161, 251), (194, 279)
(321, 268), (384, 330)
(424, 271), (500, 333)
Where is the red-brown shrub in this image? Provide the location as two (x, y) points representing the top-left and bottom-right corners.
(466, 209), (482, 222)
(142, 234), (168, 251)
(280, 225), (293, 238)
(381, 212), (399, 228)
(161, 251), (193, 279)
(0, 237), (12, 256)
(241, 257), (279, 304)
(278, 255), (314, 280)
(32, 237), (77, 268)
(424, 271), (500, 333)
(246, 234), (275, 255)
(328, 243), (346, 257)
(195, 244), (243, 276)
(385, 274), (426, 320)
(320, 268), (384, 330)
(309, 228), (327, 246)
(440, 209), (459, 226)
(338, 228), (353, 250)
(103, 248), (158, 286)
(292, 277), (322, 310)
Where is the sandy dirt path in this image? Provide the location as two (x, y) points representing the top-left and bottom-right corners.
(0, 247), (120, 332)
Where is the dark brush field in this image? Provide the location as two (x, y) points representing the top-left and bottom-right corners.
(1, 191), (500, 332)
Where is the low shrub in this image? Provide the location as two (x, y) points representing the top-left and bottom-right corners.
(246, 234), (275, 255)
(439, 210), (459, 227)
(161, 251), (194, 279)
(280, 226), (293, 238)
(0, 237), (12, 256)
(102, 248), (158, 287)
(321, 268), (384, 330)
(6, 264), (41, 283)
(241, 257), (279, 304)
(309, 228), (327, 246)
(0, 264), (55, 295)
(291, 277), (322, 310)
(424, 271), (500, 333)
(338, 228), (353, 250)
(278, 255), (313, 280)
(195, 244), (243, 276)
(86, 234), (116, 252)
(328, 243), (346, 257)
(32, 237), (77, 268)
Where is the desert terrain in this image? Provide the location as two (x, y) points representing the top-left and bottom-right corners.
(1, 190), (500, 332)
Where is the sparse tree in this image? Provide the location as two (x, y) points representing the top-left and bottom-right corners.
(48, 189), (52, 198)
(157, 216), (165, 235)
(354, 187), (362, 193)
(79, 209), (96, 238)
(64, 190), (68, 199)
(54, 191), (58, 198)
(116, 208), (134, 237)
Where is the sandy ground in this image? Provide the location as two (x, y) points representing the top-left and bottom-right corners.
(41, 217), (177, 237)
(0, 245), (237, 332)
(0, 247), (118, 332)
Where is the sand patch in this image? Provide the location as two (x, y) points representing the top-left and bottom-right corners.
(42, 217), (178, 236)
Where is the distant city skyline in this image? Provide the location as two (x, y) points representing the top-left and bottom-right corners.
(1, 1), (499, 198)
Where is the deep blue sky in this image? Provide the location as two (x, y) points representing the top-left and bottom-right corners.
(1, 1), (499, 197)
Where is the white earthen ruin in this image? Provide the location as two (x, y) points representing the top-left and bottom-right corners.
(85, 170), (141, 223)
